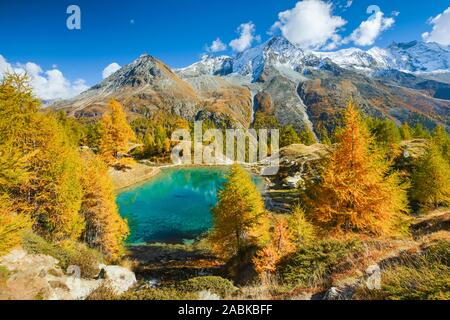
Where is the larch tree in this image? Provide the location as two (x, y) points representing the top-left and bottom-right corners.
(80, 152), (129, 261)
(308, 102), (409, 236)
(0, 74), (85, 241)
(99, 99), (136, 164)
(288, 206), (315, 246)
(209, 164), (270, 259)
(0, 142), (31, 255)
(253, 215), (296, 275)
(410, 144), (450, 209)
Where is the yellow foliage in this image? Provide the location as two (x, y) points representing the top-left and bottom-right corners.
(209, 165), (270, 259)
(309, 102), (409, 236)
(253, 215), (296, 275)
(0, 74), (84, 241)
(288, 206), (315, 245)
(410, 144), (450, 209)
(80, 152), (129, 261)
(99, 100), (136, 165)
(253, 245), (280, 275)
(0, 198), (31, 256)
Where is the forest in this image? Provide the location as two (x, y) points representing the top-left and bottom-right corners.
(0, 73), (449, 300)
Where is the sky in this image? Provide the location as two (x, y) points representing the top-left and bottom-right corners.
(0, 0), (449, 100)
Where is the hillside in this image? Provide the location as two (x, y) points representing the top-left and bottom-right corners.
(52, 36), (449, 133)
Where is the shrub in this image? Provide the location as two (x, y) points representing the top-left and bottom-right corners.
(278, 239), (364, 288)
(59, 240), (103, 278)
(22, 232), (102, 278)
(0, 265), (11, 287)
(177, 276), (238, 298)
(288, 207), (315, 245)
(120, 287), (196, 300)
(86, 284), (118, 300)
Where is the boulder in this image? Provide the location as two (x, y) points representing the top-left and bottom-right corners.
(99, 264), (137, 295)
(0, 249), (136, 300)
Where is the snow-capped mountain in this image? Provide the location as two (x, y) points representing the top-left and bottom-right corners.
(177, 55), (233, 78)
(55, 35), (449, 135)
(177, 36), (317, 81)
(178, 36), (450, 79)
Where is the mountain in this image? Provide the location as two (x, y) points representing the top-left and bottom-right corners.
(53, 54), (253, 127)
(315, 40), (450, 76)
(54, 36), (450, 133)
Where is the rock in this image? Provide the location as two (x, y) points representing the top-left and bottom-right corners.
(323, 276), (361, 301)
(323, 287), (342, 300)
(99, 264), (137, 295)
(0, 249), (136, 300)
(290, 292), (313, 300)
(284, 172), (303, 188)
(198, 290), (221, 300)
(365, 264), (381, 290)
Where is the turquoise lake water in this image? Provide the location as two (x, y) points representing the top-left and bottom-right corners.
(117, 167), (264, 244)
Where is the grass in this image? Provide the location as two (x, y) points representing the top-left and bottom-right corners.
(0, 265), (11, 287)
(177, 276), (238, 299)
(278, 239), (364, 289)
(354, 241), (450, 300)
(22, 232), (103, 279)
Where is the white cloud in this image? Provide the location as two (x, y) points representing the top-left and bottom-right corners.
(102, 62), (121, 79)
(422, 7), (450, 46)
(229, 22), (260, 52)
(207, 38), (227, 53)
(0, 55), (89, 100)
(0, 55), (13, 74)
(346, 11), (395, 46)
(271, 0), (347, 49)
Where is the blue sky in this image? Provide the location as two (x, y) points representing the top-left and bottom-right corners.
(0, 0), (449, 98)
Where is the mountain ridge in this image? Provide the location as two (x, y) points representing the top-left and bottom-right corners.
(53, 36), (450, 133)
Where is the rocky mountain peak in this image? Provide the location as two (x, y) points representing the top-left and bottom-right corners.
(95, 54), (176, 91)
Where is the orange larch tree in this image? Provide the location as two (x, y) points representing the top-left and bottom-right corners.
(308, 102), (409, 236)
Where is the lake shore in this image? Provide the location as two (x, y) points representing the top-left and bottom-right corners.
(110, 163), (162, 192)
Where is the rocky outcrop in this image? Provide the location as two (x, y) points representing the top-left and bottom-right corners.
(268, 143), (330, 190)
(0, 249), (136, 300)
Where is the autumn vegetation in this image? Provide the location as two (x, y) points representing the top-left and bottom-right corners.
(0, 74), (130, 262)
(0, 71), (448, 300)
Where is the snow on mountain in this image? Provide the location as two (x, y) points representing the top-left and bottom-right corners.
(176, 55), (233, 78)
(178, 36), (450, 80)
(387, 41), (450, 73)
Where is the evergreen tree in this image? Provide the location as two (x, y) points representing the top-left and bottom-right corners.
(410, 144), (450, 209)
(308, 102), (409, 236)
(288, 206), (315, 246)
(400, 123), (413, 141)
(413, 123), (431, 139)
(319, 127), (332, 145)
(209, 165), (270, 259)
(431, 125), (450, 163)
(368, 118), (401, 147)
(299, 128), (317, 146)
(280, 125), (300, 147)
